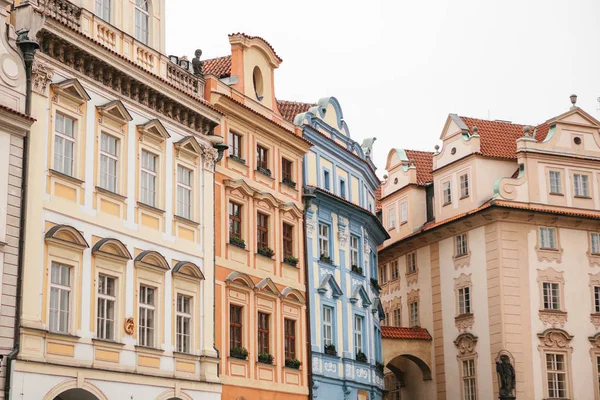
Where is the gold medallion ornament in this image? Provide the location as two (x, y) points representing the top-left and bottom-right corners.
(124, 317), (134, 335)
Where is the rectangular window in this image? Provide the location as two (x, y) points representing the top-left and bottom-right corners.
(134, 0), (149, 44)
(257, 312), (270, 355)
(393, 308), (401, 327)
(138, 285), (155, 347)
(379, 264), (388, 285)
(542, 282), (560, 310)
(350, 235), (359, 267)
(340, 180), (346, 198)
(549, 171), (562, 194)
(323, 170), (331, 190)
(176, 294), (192, 353)
(228, 132), (242, 159)
(257, 145), (269, 170)
(574, 173), (590, 197)
(443, 181), (452, 205)
(409, 301), (419, 327)
(318, 223), (330, 258)
(49, 262), (71, 333)
(176, 166), (193, 220)
(228, 202), (242, 240)
(592, 233), (600, 255)
(94, 0), (111, 21)
(388, 208), (396, 229)
(407, 252), (417, 274)
(458, 287), (471, 314)
(456, 234), (468, 256)
(594, 286), (600, 313)
(386, 374), (401, 400)
(401, 202), (408, 223)
(140, 150), (157, 207)
(596, 356), (600, 397)
(96, 274), (116, 340)
(354, 315), (363, 355)
(99, 133), (118, 192)
(323, 306), (333, 347)
(284, 319), (296, 360)
(540, 227), (557, 249)
(282, 158), (293, 182)
(391, 260), (399, 280)
(462, 359), (477, 400)
(257, 213), (269, 249)
(54, 113), (76, 176)
(283, 223), (293, 258)
(230, 305), (243, 350)
(460, 174), (470, 198)
(546, 353), (567, 398)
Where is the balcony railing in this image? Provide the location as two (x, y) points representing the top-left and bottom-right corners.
(38, 0), (82, 29)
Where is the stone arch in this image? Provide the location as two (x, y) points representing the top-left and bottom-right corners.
(156, 389), (193, 400)
(92, 237), (132, 260)
(225, 271), (255, 289)
(387, 354), (432, 381)
(173, 261), (204, 279)
(45, 224), (89, 248)
(134, 250), (170, 270)
(42, 379), (107, 400)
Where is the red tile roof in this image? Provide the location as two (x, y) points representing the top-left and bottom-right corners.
(381, 326), (432, 340)
(0, 104), (36, 121)
(203, 55), (232, 78)
(228, 33), (283, 63)
(277, 100), (315, 123)
(375, 186), (382, 211)
(459, 117), (548, 159)
(404, 150), (434, 185)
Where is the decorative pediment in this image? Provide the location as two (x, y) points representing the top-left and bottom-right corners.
(537, 328), (573, 349)
(253, 191), (280, 208)
(92, 238), (132, 260)
(551, 107), (600, 129)
(174, 136), (203, 157)
(281, 287), (305, 303)
(372, 297), (385, 319)
(589, 332), (600, 350)
(51, 78), (91, 104)
(350, 285), (371, 307)
(318, 273), (343, 299)
(172, 261), (205, 279)
(97, 100), (133, 123)
(138, 119), (171, 141)
(454, 332), (478, 355)
(45, 224), (89, 249)
(134, 250), (170, 270)
(280, 202), (303, 219)
(225, 179), (256, 198)
(225, 271), (254, 289)
(255, 278), (280, 296)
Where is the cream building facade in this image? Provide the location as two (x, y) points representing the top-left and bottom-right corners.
(378, 98), (600, 400)
(8, 0), (224, 399)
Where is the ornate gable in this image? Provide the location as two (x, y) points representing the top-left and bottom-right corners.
(134, 250), (170, 270)
(173, 261), (205, 279)
(350, 285), (371, 308)
(97, 100), (133, 124)
(255, 278), (280, 296)
(45, 224), (89, 249)
(174, 136), (203, 158)
(138, 119), (171, 141)
(92, 238), (132, 260)
(51, 78), (91, 105)
(318, 273), (343, 299)
(225, 271), (255, 289)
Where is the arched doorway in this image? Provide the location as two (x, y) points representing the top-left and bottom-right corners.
(54, 389), (100, 400)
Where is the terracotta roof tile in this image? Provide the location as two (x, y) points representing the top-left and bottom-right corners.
(203, 55), (232, 78)
(277, 100), (315, 122)
(375, 186), (382, 211)
(381, 326), (431, 340)
(0, 104), (36, 121)
(404, 150), (434, 185)
(228, 33), (283, 63)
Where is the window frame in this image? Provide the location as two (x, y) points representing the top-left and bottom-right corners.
(573, 172), (591, 198)
(461, 358), (477, 400)
(542, 281), (561, 310)
(318, 223), (330, 259)
(257, 311), (270, 355)
(140, 149), (158, 208)
(458, 286), (471, 315)
(378, 264), (388, 285)
(49, 262), (72, 334)
(354, 315), (364, 356)
(94, 0), (111, 21)
(400, 201), (408, 224)
(406, 252), (417, 274)
(175, 293), (192, 353)
(176, 165), (193, 220)
(442, 180), (452, 205)
(323, 305), (334, 347)
(282, 158), (293, 182)
(284, 318), (296, 361)
(350, 235), (360, 268)
(228, 131), (243, 159)
(539, 227), (558, 250)
(138, 284), (156, 348)
(53, 112), (77, 177)
(592, 232), (600, 255)
(456, 233), (469, 257)
(409, 300), (419, 327)
(390, 260), (399, 281)
(256, 145), (269, 171)
(228, 202), (242, 240)
(393, 308), (401, 327)
(134, 0), (149, 45)
(229, 304), (243, 350)
(339, 178), (346, 198)
(96, 274), (116, 340)
(282, 223), (294, 258)
(323, 169), (331, 191)
(388, 207), (396, 229)
(549, 170), (562, 195)
(546, 352), (568, 399)
(257, 212), (269, 250)
(459, 173), (470, 199)
(99, 132), (119, 193)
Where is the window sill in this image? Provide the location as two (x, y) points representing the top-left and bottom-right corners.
(322, 350), (339, 359)
(535, 246), (563, 263)
(549, 192), (564, 196)
(46, 330), (81, 341)
(174, 214), (199, 227)
(452, 253), (470, 270)
(137, 201), (165, 215)
(134, 345), (165, 354)
(538, 309), (567, 328)
(257, 360), (275, 366)
(387, 226), (396, 232)
(256, 251), (274, 260)
(92, 338), (125, 347)
(229, 354), (249, 361)
(49, 168), (84, 185)
(406, 271), (418, 285)
(256, 167), (273, 178)
(574, 195), (592, 199)
(282, 179), (297, 189)
(228, 240), (247, 250)
(173, 351), (199, 360)
(95, 186), (127, 201)
(442, 201), (452, 207)
(283, 260), (299, 268)
(228, 155), (246, 165)
(401, 221), (408, 226)
(459, 195), (469, 200)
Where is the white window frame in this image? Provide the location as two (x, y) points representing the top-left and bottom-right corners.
(100, 133), (118, 193)
(176, 294), (192, 353)
(407, 252), (417, 274)
(542, 282), (560, 310)
(350, 235), (359, 267)
(393, 308), (401, 327)
(323, 169), (331, 191)
(379, 264), (387, 285)
(134, 0), (149, 45)
(574, 173), (590, 197)
(400, 202), (408, 223)
(549, 170), (562, 194)
(49, 262), (71, 333)
(96, 274), (116, 340)
(388, 208), (396, 229)
(318, 223), (330, 258)
(592, 233), (600, 255)
(460, 174), (470, 198)
(176, 165), (193, 220)
(140, 150), (157, 207)
(594, 286), (600, 313)
(354, 315), (363, 355)
(409, 301), (419, 327)
(456, 233), (468, 257)
(390, 260), (399, 280)
(138, 285), (156, 347)
(94, 0), (111, 21)
(539, 227), (557, 250)
(443, 181), (452, 205)
(54, 113), (76, 176)
(458, 286), (471, 315)
(461, 358), (477, 400)
(323, 306), (333, 347)
(546, 353), (568, 399)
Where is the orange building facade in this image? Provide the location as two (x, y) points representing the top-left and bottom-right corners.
(204, 34), (312, 400)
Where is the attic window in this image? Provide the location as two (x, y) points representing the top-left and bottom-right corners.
(451, 147), (457, 155)
(394, 178), (398, 185)
(574, 136), (582, 145)
(253, 66), (264, 101)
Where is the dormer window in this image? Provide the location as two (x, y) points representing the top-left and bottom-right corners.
(135, 0), (149, 45)
(252, 66), (264, 101)
(460, 174), (469, 198)
(443, 181), (452, 205)
(94, 0), (111, 21)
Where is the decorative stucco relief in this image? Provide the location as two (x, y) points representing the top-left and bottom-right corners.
(538, 310), (567, 328)
(407, 288), (419, 304)
(455, 313), (474, 332)
(31, 59), (54, 95)
(453, 254), (470, 269)
(406, 271), (418, 286)
(535, 247), (563, 263)
(337, 219), (348, 250)
(590, 273), (600, 329)
(588, 251), (600, 268)
(454, 332), (478, 356)
(537, 329), (573, 350)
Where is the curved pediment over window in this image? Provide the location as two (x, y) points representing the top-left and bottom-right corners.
(255, 277), (280, 296)
(281, 287), (305, 303)
(92, 238), (132, 260)
(317, 273), (343, 299)
(172, 261), (205, 280)
(225, 271), (255, 289)
(45, 224), (89, 249)
(134, 250), (170, 270)
(537, 328), (573, 349)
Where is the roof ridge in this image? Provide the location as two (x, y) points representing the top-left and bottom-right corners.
(203, 54), (231, 62)
(228, 33), (283, 62)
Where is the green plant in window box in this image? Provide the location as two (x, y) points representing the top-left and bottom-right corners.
(230, 346), (248, 360)
(285, 358), (301, 369)
(284, 255), (298, 266)
(257, 247), (274, 258)
(356, 351), (368, 363)
(257, 352), (274, 364)
(324, 344), (337, 356)
(320, 254), (332, 263)
(282, 177), (297, 189)
(370, 277), (381, 291)
(351, 265), (363, 275)
(229, 236), (246, 249)
(376, 361), (385, 374)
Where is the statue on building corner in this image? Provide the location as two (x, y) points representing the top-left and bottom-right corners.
(496, 354), (516, 399)
(192, 49), (203, 76)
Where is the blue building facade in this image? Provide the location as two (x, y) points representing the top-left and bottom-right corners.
(293, 98), (388, 400)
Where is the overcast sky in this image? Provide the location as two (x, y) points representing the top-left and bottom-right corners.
(166, 0), (600, 176)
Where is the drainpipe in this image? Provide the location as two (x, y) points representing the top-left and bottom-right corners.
(5, 29), (39, 400)
(302, 187), (316, 400)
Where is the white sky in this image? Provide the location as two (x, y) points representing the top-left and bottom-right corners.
(166, 0), (600, 176)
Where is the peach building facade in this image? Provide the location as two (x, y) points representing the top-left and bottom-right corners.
(9, 0), (224, 399)
(378, 98), (600, 400)
(204, 34), (312, 400)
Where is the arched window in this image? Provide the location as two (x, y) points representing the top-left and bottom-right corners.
(135, 0), (149, 45)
